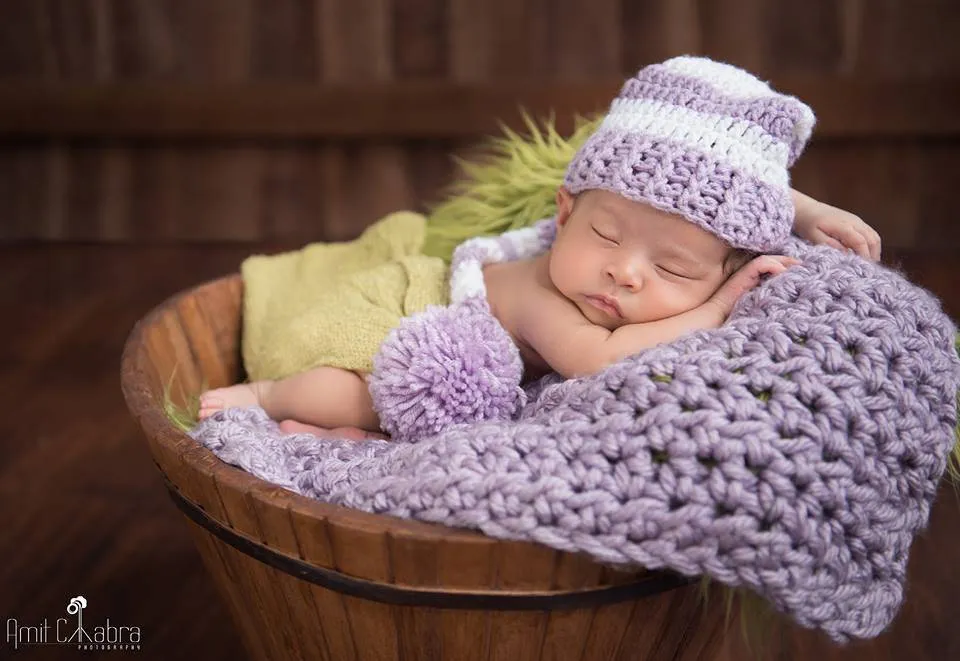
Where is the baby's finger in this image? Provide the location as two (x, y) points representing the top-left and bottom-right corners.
(752, 255), (790, 276)
(807, 228), (846, 252)
(773, 255), (802, 267)
(867, 227), (882, 261)
(832, 224), (872, 259)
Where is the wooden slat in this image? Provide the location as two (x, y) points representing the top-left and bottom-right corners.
(855, 0), (960, 77)
(392, 0), (447, 78)
(327, 520), (401, 660)
(614, 585), (697, 660)
(768, 0), (844, 73)
(699, 0), (766, 72)
(538, 552), (603, 661)
(790, 143), (924, 250)
(287, 507), (359, 661)
(1, 79), (959, 139)
(40, 144), (68, 239)
(96, 146), (131, 240)
(211, 470), (311, 659)
(549, 0), (621, 79)
(315, 0), (412, 251)
(189, 528), (274, 661)
(110, 0), (177, 78)
(127, 145), (181, 240)
(838, 0), (864, 74)
(250, 0), (318, 80)
(388, 529), (443, 659)
(486, 542), (557, 661)
(0, 146), (46, 237)
(176, 0), (254, 82)
(437, 535), (496, 659)
(0, 0), (46, 78)
(620, 0), (701, 72)
(917, 144), (960, 250)
(577, 600), (638, 661)
(248, 486), (334, 661)
(316, 0), (391, 81)
(448, 0), (551, 81)
(179, 146), (262, 240)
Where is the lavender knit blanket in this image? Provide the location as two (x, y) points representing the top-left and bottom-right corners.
(191, 226), (960, 643)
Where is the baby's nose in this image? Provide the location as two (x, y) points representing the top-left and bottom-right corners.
(607, 262), (642, 290)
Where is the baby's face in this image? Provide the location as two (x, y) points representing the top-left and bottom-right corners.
(548, 188), (730, 330)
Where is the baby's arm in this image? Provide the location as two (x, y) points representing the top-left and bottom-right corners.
(522, 255), (798, 379)
(791, 189), (881, 261)
(524, 303), (725, 379)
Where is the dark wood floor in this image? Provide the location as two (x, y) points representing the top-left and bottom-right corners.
(0, 243), (958, 661)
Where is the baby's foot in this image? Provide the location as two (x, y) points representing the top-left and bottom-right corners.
(198, 382), (266, 419)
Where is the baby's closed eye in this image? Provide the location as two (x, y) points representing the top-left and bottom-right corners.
(592, 226), (619, 244)
(657, 264), (695, 279)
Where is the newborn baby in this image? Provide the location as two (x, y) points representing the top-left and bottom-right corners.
(199, 56), (880, 438)
(483, 186), (798, 382)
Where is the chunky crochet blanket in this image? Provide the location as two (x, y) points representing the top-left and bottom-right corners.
(191, 219), (960, 643)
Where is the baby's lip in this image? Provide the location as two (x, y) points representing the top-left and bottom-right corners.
(586, 294), (623, 318)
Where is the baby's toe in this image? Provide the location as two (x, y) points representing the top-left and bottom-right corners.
(197, 397), (223, 419)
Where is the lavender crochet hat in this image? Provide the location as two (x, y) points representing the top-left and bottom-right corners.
(564, 56), (816, 252)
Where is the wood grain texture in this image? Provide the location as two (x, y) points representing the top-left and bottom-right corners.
(548, 0), (621, 79)
(1, 0), (959, 251)
(0, 244), (959, 659)
(698, 0), (766, 73)
(3, 138), (958, 249)
(3, 79), (959, 140)
(117, 266), (735, 660)
(392, 0), (448, 78)
(767, 0), (844, 73)
(854, 0), (960, 76)
(621, 0), (701, 72)
(0, 0), (47, 78)
(250, 0), (317, 80)
(315, 0), (413, 248)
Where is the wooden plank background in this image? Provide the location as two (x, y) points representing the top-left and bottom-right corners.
(0, 0), (958, 249)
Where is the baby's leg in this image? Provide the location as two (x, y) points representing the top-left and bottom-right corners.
(199, 367), (381, 432)
(198, 382), (264, 418)
(277, 420), (387, 440)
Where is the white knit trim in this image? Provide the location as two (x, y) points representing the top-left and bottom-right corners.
(449, 252), (494, 303)
(449, 223), (551, 304)
(600, 101), (790, 188)
(661, 56), (774, 99)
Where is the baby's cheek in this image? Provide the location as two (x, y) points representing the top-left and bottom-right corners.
(664, 285), (713, 317)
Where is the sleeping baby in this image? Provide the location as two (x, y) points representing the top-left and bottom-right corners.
(199, 56), (880, 439)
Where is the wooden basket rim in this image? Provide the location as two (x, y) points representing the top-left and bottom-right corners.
(120, 272), (498, 545)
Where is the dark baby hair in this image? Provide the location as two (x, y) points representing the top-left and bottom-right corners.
(723, 247), (759, 277)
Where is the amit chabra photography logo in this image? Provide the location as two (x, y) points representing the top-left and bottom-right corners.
(6, 595), (142, 652)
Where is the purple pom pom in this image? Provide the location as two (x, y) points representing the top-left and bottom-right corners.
(369, 297), (526, 441)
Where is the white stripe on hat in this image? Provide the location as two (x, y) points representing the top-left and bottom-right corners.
(599, 98), (791, 188)
(660, 56), (775, 100)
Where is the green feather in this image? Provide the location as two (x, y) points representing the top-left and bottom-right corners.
(421, 112), (602, 261)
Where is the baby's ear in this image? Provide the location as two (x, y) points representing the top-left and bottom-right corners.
(555, 187), (575, 228)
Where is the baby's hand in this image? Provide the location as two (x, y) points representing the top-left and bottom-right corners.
(793, 196), (881, 261)
(706, 255), (800, 321)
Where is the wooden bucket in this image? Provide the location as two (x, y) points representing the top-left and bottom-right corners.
(120, 274), (734, 661)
